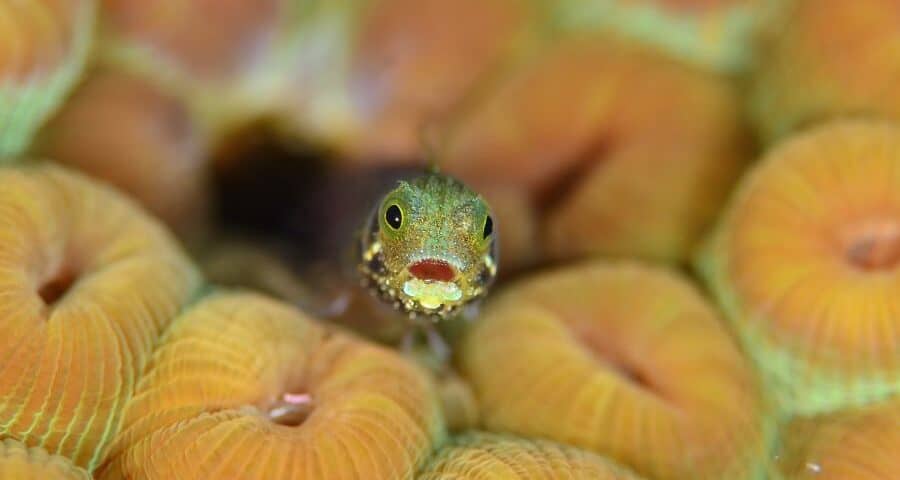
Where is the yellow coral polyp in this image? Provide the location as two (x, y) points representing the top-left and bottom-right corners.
(459, 262), (771, 480)
(418, 432), (644, 479)
(0, 439), (91, 480)
(0, 164), (202, 470)
(100, 292), (445, 480)
(698, 120), (900, 414)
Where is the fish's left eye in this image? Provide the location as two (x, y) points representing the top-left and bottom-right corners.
(483, 215), (493, 239)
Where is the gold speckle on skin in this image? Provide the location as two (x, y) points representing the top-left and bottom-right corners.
(358, 172), (498, 320)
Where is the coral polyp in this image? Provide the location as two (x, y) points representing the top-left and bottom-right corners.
(97, 0), (297, 135)
(344, 0), (534, 159)
(443, 35), (748, 264)
(432, 371), (480, 433)
(100, 292), (445, 480)
(0, 0), (94, 157)
(698, 120), (900, 413)
(5, 0), (900, 477)
(0, 164), (202, 470)
(0, 439), (90, 480)
(751, 0), (900, 141)
(37, 70), (210, 236)
(418, 433), (643, 479)
(459, 262), (771, 480)
(100, 0), (282, 80)
(772, 400), (900, 480)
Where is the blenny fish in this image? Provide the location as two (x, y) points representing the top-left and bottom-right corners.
(358, 172), (498, 321)
(208, 146), (498, 354)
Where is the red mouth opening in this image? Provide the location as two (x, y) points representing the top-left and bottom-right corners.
(409, 259), (456, 282)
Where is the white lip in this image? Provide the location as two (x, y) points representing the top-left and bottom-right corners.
(403, 279), (463, 309)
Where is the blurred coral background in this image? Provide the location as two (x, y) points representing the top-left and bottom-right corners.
(1, 0), (899, 479)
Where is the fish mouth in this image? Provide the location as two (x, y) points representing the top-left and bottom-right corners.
(408, 258), (457, 282)
(403, 256), (467, 312)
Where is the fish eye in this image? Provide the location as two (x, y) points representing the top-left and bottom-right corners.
(483, 215), (493, 239)
(385, 204), (403, 230)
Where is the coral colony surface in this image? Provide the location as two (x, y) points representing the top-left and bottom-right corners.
(2, 0), (900, 479)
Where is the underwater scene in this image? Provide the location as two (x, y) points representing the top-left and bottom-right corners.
(0, 0), (898, 478)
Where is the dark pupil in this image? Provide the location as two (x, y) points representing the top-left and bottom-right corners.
(385, 205), (403, 229)
(483, 215), (493, 239)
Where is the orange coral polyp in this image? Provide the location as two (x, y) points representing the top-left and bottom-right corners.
(37, 70), (210, 236)
(443, 35), (748, 264)
(751, 0), (900, 141)
(459, 262), (770, 480)
(100, 0), (281, 79)
(0, 164), (202, 471)
(345, 0), (533, 159)
(699, 120), (900, 413)
(100, 292), (445, 480)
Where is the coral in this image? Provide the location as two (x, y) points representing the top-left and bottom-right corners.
(0, 0), (95, 157)
(751, 0), (900, 142)
(281, 0), (536, 159)
(443, 35), (749, 264)
(37, 70), (210, 237)
(100, 292), (445, 480)
(432, 371), (479, 433)
(0, 439), (90, 480)
(459, 261), (771, 480)
(6, 2), (900, 477)
(418, 432), (644, 479)
(97, 0), (298, 135)
(343, 0), (535, 159)
(772, 400), (900, 480)
(698, 120), (900, 414)
(0, 164), (202, 470)
(551, 0), (767, 72)
(99, 0), (281, 80)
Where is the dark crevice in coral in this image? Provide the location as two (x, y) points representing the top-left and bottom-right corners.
(845, 224), (900, 272)
(535, 133), (613, 215)
(586, 341), (656, 394)
(266, 393), (315, 427)
(571, 326), (666, 402)
(39, 268), (77, 306)
(609, 362), (654, 392)
(211, 124), (422, 268)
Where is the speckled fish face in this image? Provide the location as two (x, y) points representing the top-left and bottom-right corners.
(359, 173), (498, 319)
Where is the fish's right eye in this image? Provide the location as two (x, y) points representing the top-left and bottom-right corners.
(483, 215), (494, 239)
(385, 204), (403, 230)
